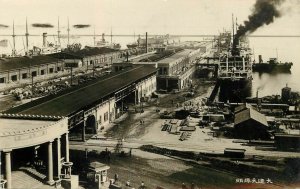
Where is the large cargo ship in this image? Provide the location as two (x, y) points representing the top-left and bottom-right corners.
(252, 55), (293, 73)
(217, 33), (252, 102)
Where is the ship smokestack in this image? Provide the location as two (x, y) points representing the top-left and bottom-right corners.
(233, 0), (286, 56)
(146, 32), (148, 53)
(258, 55), (263, 63)
(42, 33), (47, 47)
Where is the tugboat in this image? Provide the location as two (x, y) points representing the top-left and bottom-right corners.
(252, 55), (293, 73)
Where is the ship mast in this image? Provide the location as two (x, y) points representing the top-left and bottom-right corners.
(93, 26), (96, 46)
(12, 20), (16, 57)
(232, 13), (235, 45)
(110, 27), (112, 44)
(236, 17), (238, 33)
(67, 17), (70, 46)
(25, 17), (29, 55)
(57, 17), (61, 46)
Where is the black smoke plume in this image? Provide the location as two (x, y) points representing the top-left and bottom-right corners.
(232, 0), (285, 55)
(0, 24), (9, 28)
(32, 23), (54, 28)
(73, 24), (90, 29)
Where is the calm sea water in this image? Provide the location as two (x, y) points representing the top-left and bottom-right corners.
(0, 34), (299, 97)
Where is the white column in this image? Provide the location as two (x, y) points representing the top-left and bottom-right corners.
(4, 150), (12, 189)
(65, 133), (69, 162)
(56, 137), (61, 178)
(47, 141), (54, 185)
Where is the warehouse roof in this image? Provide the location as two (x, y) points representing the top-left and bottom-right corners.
(47, 52), (84, 59)
(76, 47), (119, 57)
(0, 55), (62, 72)
(234, 105), (268, 127)
(157, 49), (192, 64)
(6, 65), (157, 116)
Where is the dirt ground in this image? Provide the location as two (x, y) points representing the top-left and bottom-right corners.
(71, 79), (300, 188)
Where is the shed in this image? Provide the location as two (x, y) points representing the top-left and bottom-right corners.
(234, 105), (270, 140)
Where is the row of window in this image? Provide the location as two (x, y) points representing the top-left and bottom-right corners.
(0, 67), (62, 83)
(87, 53), (122, 65)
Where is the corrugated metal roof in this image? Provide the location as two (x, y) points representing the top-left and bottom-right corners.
(0, 56), (61, 72)
(5, 65), (157, 116)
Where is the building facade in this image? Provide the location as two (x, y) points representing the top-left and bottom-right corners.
(0, 56), (64, 84)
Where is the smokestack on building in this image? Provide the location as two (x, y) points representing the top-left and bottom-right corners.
(259, 55), (263, 63)
(146, 32), (148, 53)
(12, 20), (16, 57)
(42, 33), (47, 47)
(232, 0), (285, 56)
(25, 18), (29, 54)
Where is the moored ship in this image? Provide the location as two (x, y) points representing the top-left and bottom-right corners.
(252, 55), (293, 73)
(217, 33), (252, 102)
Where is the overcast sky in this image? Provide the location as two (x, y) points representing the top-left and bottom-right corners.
(0, 0), (299, 35)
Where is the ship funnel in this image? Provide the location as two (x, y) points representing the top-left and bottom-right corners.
(42, 33), (47, 47)
(258, 55), (263, 63)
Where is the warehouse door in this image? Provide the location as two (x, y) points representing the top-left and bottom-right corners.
(85, 115), (97, 134)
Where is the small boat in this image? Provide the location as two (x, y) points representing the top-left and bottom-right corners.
(252, 56), (293, 73)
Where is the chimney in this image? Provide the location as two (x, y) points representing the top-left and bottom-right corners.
(258, 55), (263, 63)
(42, 33), (47, 47)
(146, 32), (148, 53)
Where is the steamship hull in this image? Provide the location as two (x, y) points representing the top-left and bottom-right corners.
(218, 77), (252, 102)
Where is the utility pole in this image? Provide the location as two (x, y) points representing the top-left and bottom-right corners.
(31, 68), (34, 101)
(92, 62), (95, 77)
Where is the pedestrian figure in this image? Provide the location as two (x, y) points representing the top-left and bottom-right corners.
(114, 173), (118, 182)
(129, 148), (132, 157)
